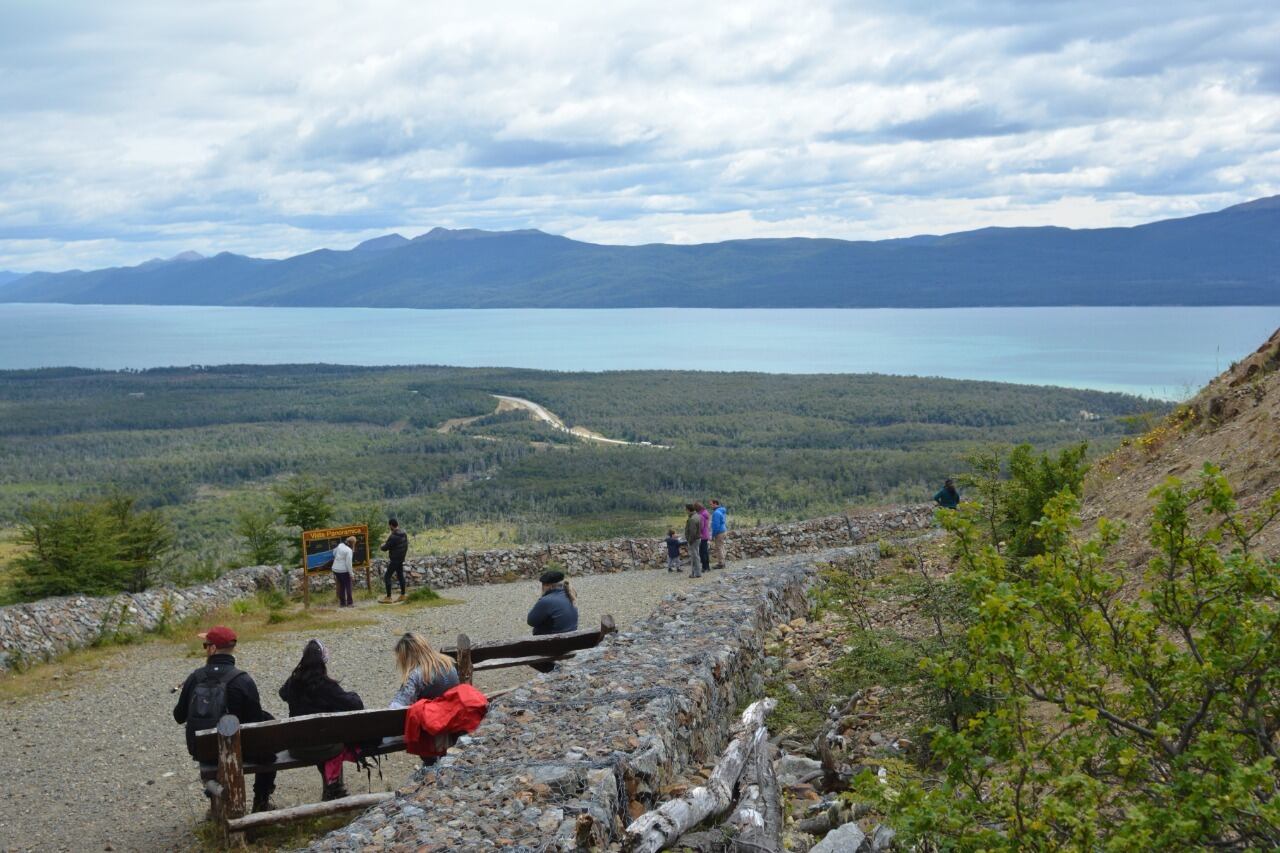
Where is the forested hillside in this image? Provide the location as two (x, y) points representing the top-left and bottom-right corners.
(0, 365), (1162, 592)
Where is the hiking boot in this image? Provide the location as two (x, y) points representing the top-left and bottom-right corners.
(251, 795), (277, 814)
(394, 593), (406, 603)
(377, 595), (393, 604)
(322, 780), (349, 801)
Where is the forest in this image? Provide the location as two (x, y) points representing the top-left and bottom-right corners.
(0, 364), (1164, 595)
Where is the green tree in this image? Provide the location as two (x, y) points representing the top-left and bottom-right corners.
(234, 503), (282, 566)
(871, 465), (1280, 850)
(272, 475), (333, 566)
(13, 495), (172, 597)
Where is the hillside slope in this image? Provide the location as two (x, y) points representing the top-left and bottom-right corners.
(1085, 326), (1280, 563)
(6, 196), (1279, 308)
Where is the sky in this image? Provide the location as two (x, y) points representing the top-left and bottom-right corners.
(1, 0), (1278, 272)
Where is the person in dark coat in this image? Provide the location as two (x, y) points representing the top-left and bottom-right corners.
(379, 518), (409, 603)
(278, 639), (364, 800)
(933, 478), (961, 509)
(527, 570), (579, 636)
(173, 625), (278, 813)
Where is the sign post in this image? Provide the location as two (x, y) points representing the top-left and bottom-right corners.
(300, 524), (371, 608)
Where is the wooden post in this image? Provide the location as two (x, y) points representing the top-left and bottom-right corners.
(626, 539), (638, 569)
(216, 714), (246, 846)
(844, 513), (856, 544)
(599, 614), (617, 638)
(461, 550), (472, 586)
(456, 633), (474, 684)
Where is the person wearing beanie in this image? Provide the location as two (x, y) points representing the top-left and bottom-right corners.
(526, 569), (579, 636)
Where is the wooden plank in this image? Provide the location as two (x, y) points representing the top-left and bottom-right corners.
(440, 624), (607, 664)
(193, 708), (405, 764)
(473, 653), (574, 672)
(226, 792), (393, 832)
(200, 737), (406, 781)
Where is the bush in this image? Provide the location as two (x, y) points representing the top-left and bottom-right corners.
(867, 465), (1280, 850)
(12, 494), (172, 598)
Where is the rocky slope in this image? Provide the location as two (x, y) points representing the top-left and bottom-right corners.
(1085, 326), (1280, 564)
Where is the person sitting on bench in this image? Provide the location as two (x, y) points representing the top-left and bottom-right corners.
(526, 570), (580, 672)
(278, 639), (364, 801)
(389, 633), (460, 764)
(173, 625), (278, 814)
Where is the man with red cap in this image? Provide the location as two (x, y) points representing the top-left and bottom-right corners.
(173, 625), (278, 813)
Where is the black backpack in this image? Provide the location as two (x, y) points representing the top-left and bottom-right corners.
(186, 664), (242, 735)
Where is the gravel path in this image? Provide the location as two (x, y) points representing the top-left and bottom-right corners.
(0, 568), (695, 853)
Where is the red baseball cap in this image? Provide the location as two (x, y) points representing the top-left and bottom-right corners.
(198, 626), (237, 647)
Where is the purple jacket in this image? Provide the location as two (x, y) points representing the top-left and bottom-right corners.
(699, 509), (710, 540)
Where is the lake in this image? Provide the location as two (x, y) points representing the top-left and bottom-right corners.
(5, 303), (1279, 399)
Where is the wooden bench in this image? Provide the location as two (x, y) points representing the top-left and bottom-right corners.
(189, 615), (617, 841)
(442, 613), (617, 683)
(192, 707), (435, 841)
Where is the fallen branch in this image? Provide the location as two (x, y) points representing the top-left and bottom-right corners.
(729, 732), (782, 853)
(625, 698), (776, 853)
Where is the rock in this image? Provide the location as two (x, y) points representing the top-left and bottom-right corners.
(870, 823), (895, 851)
(811, 821), (868, 853)
(777, 754), (824, 787)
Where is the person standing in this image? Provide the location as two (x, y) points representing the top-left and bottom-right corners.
(696, 502), (711, 573)
(172, 626), (278, 813)
(379, 519), (408, 604)
(934, 478), (960, 510)
(332, 536), (355, 607)
(684, 504), (703, 578)
(664, 528), (683, 572)
(710, 499), (728, 570)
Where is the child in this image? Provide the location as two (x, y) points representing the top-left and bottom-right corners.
(664, 528), (683, 572)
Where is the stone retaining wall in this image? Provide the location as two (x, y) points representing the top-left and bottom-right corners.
(0, 565), (286, 672)
(367, 504), (934, 591)
(305, 547), (849, 852)
(0, 505), (934, 673)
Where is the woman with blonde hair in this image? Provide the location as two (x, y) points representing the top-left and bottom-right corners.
(389, 632), (460, 709)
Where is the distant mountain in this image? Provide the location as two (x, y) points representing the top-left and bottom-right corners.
(0, 271), (26, 289)
(6, 197), (1279, 308)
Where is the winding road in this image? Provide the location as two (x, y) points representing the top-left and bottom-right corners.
(491, 394), (669, 447)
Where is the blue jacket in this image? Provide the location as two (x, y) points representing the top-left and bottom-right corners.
(711, 506), (727, 535)
(527, 587), (579, 635)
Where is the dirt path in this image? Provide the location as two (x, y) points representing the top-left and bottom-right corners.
(491, 394), (668, 447)
(0, 569), (689, 852)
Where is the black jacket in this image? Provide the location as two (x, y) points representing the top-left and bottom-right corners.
(526, 587), (579, 636)
(278, 675), (364, 718)
(173, 653), (274, 755)
(380, 529), (408, 567)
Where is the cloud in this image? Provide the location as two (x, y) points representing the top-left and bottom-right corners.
(0, 0), (1278, 271)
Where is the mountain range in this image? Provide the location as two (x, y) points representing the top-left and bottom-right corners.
(4, 196), (1278, 308)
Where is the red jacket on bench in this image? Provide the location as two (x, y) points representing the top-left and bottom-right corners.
(404, 683), (489, 757)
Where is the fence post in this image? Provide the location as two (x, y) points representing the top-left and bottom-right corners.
(843, 513), (857, 544)
(462, 550), (472, 586)
(599, 613), (617, 638)
(216, 714), (246, 846)
(626, 540), (638, 569)
(456, 633), (474, 684)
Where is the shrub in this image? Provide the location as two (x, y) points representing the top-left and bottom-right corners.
(867, 465), (1280, 850)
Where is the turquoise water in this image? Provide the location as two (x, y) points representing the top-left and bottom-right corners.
(5, 303), (1278, 399)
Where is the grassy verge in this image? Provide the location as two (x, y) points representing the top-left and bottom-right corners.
(190, 811), (356, 851)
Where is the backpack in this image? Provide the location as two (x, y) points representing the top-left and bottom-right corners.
(186, 664), (242, 735)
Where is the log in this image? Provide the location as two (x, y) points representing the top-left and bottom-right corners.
(730, 734), (782, 853)
(624, 699), (776, 853)
(225, 791), (393, 832)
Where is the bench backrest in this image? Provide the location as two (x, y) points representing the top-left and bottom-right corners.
(440, 625), (607, 665)
(192, 707), (404, 764)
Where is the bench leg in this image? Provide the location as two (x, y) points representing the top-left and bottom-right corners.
(216, 714), (248, 847)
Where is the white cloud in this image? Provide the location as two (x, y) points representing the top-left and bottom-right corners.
(0, 0), (1278, 270)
